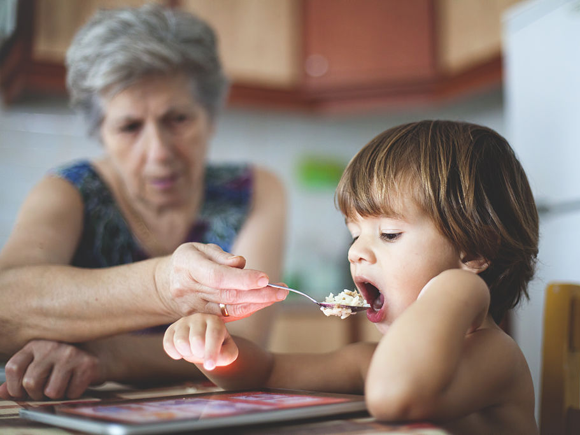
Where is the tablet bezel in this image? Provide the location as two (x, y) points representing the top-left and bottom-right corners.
(19, 388), (368, 435)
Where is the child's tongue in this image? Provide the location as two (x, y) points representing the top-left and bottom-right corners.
(372, 293), (384, 311)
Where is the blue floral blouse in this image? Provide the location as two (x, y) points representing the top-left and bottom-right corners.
(51, 160), (253, 267)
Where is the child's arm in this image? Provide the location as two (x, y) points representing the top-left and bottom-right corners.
(163, 313), (375, 393)
(366, 269), (521, 422)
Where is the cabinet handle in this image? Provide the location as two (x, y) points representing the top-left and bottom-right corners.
(305, 54), (329, 78)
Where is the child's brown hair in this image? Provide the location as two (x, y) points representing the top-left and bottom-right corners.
(336, 120), (539, 323)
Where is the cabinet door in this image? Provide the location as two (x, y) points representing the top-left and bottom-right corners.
(438, 0), (521, 74)
(303, 0), (437, 90)
(33, 0), (169, 63)
(181, 0), (301, 89)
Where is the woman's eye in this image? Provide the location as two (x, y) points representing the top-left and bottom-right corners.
(120, 122), (141, 133)
(349, 236), (359, 246)
(170, 113), (191, 125)
(380, 232), (401, 242)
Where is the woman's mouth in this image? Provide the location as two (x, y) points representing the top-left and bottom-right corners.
(150, 174), (179, 190)
(355, 279), (385, 323)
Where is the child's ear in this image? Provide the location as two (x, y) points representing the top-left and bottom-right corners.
(459, 253), (489, 274)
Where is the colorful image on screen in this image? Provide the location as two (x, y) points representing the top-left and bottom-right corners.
(57, 392), (349, 424)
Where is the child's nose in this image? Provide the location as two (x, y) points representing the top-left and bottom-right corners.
(348, 238), (375, 264)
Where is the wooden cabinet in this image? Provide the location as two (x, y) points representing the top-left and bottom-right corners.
(33, 0), (168, 63)
(194, 0), (521, 111)
(438, 0), (519, 74)
(181, 0), (301, 89)
(301, 0), (437, 90)
(0, 0), (169, 103)
(0, 0), (521, 111)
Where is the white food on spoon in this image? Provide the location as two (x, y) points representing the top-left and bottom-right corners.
(321, 289), (367, 319)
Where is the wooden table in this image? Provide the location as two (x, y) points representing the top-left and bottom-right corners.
(0, 382), (450, 434)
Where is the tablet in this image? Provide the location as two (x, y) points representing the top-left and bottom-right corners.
(19, 388), (367, 434)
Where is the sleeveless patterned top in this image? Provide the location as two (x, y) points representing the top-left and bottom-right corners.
(51, 160), (253, 268)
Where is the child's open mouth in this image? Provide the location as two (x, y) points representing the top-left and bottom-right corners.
(355, 279), (385, 323)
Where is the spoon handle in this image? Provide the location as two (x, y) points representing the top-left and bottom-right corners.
(266, 283), (319, 304)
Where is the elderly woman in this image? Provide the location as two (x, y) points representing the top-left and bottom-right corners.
(0, 5), (286, 400)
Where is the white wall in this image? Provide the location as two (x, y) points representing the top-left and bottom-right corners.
(0, 90), (505, 299)
(504, 0), (580, 419)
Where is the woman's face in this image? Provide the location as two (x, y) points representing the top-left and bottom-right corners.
(100, 74), (213, 209)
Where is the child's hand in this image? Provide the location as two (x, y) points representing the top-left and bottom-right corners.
(163, 314), (239, 371)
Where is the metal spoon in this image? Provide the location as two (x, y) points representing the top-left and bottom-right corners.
(267, 283), (370, 312)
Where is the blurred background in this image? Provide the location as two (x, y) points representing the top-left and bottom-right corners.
(1, 0), (579, 420)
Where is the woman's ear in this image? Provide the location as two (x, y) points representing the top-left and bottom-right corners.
(460, 253), (489, 274)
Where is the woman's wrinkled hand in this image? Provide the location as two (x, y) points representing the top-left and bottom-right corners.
(0, 340), (104, 401)
(156, 243), (288, 320)
(163, 314), (238, 371)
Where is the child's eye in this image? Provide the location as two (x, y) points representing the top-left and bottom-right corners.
(349, 236), (359, 246)
(380, 232), (401, 242)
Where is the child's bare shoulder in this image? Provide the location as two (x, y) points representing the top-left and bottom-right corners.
(468, 319), (532, 391)
(471, 320), (528, 370)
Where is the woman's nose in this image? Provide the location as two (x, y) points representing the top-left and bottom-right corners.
(347, 238), (375, 264)
(145, 123), (173, 162)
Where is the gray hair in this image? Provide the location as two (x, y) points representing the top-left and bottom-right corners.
(66, 4), (229, 136)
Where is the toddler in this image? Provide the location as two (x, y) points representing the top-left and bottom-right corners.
(163, 121), (539, 434)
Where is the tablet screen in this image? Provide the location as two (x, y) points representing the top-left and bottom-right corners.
(58, 391), (350, 424)
(21, 389), (367, 434)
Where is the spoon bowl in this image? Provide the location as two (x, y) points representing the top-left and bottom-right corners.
(267, 283), (370, 312)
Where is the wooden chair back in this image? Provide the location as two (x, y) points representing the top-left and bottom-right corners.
(540, 282), (580, 435)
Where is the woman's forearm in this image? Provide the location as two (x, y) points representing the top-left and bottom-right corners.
(82, 334), (207, 384)
(0, 258), (173, 355)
